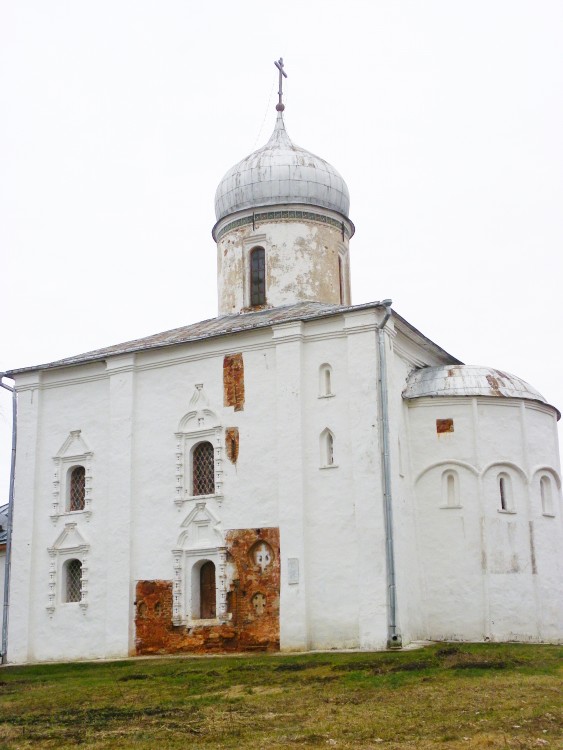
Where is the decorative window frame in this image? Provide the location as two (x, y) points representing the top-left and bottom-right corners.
(171, 501), (229, 626)
(47, 522), (90, 615)
(174, 385), (224, 507)
(51, 430), (93, 522)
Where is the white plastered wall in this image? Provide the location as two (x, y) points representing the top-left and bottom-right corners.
(216, 209), (351, 314)
(406, 395), (563, 643)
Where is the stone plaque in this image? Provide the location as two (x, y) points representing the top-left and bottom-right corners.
(288, 557), (299, 585)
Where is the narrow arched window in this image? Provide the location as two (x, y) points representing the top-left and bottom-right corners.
(192, 441), (215, 496)
(320, 428), (335, 467)
(498, 473), (513, 512)
(69, 466), (85, 511)
(327, 432), (334, 465)
(338, 255), (344, 304)
(540, 475), (554, 515)
(499, 476), (507, 509)
(319, 363), (333, 396)
(441, 470), (459, 507)
(447, 474), (456, 506)
(64, 559), (82, 603)
(250, 247), (266, 306)
(200, 561), (216, 619)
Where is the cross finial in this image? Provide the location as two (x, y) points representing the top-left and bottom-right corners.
(274, 57), (288, 112)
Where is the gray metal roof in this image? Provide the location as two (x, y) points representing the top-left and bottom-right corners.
(214, 112), (351, 222)
(6, 302), (364, 374)
(6, 301), (460, 376)
(403, 364), (559, 417)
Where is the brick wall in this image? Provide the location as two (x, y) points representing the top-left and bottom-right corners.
(135, 527), (280, 655)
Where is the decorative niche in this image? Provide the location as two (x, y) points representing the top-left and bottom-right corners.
(51, 430), (93, 522)
(171, 501), (228, 626)
(174, 384), (224, 507)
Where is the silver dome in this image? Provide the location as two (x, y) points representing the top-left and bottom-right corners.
(403, 364), (554, 409)
(214, 113), (351, 222)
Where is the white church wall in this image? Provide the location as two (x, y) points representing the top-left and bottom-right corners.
(8, 308), (562, 663)
(219, 341), (279, 530)
(300, 311), (386, 650)
(9, 365), (115, 663)
(386, 326), (458, 646)
(407, 395), (563, 643)
(413, 464), (484, 640)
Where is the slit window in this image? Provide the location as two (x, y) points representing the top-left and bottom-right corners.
(192, 441), (215, 496)
(320, 428), (335, 467)
(498, 473), (513, 512)
(441, 470), (459, 507)
(338, 255), (344, 304)
(250, 247), (266, 306)
(319, 364), (333, 397)
(69, 466), (86, 511)
(540, 475), (554, 515)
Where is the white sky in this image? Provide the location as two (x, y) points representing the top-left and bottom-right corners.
(1, 0), (562, 496)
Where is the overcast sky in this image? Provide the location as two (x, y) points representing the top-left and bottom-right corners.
(1, 0), (562, 496)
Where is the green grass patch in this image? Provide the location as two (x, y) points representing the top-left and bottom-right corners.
(0, 643), (561, 748)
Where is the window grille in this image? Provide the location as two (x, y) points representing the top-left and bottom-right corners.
(250, 247), (266, 306)
(192, 442), (215, 496)
(69, 466), (86, 511)
(65, 559), (82, 603)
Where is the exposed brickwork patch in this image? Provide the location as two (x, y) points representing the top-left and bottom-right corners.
(135, 527), (280, 656)
(436, 418), (454, 434)
(223, 353), (245, 411)
(225, 427), (239, 464)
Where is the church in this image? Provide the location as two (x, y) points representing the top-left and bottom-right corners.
(3, 63), (562, 663)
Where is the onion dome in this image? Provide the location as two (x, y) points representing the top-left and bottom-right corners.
(214, 112), (351, 222)
(403, 364), (559, 417)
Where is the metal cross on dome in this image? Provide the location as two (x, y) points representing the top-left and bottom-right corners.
(274, 57), (288, 111)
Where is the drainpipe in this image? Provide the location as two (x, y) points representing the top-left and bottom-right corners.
(377, 301), (402, 649)
(0, 373), (16, 664)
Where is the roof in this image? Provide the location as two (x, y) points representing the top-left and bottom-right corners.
(403, 364), (560, 418)
(214, 112), (351, 222)
(6, 300), (460, 376)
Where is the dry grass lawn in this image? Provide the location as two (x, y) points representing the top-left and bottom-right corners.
(0, 642), (561, 749)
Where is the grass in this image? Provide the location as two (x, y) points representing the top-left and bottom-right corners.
(0, 643), (561, 749)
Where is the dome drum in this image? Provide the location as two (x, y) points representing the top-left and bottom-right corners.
(212, 203), (355, 243)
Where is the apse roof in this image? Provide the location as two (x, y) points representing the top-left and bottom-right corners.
(403, 364), (559, 418)
(214, 112), (351, 223)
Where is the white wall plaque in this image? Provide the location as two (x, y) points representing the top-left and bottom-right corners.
(288, 557), (299, 585)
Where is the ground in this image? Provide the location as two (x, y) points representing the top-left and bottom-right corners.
(0, 643), (561, 749)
